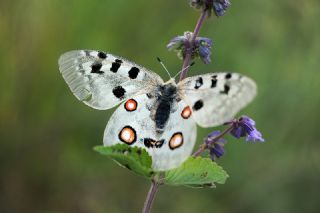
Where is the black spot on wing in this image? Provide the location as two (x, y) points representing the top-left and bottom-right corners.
(91, 62), (104, 74)
(220, 84), (230, 95)
(225, 73), (232, 79)
(211, 75), (217, 88)
(156, 139), (165, 148)
(128, 67), (140, 79)
(98, 51), (107, 59)
(194, 77), (203, 89)
(144, 138), (155, 148)
(193, 100), (203, 111)
(110, 59), (123, 73)
(144, 138), (164, 148)
(112, 86), (126, 100)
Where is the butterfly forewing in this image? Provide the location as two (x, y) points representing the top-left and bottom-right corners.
(178, 72), (257, 127)
(58, 50), (163, 110)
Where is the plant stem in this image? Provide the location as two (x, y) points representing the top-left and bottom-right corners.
(179, 11), (207, 81)
(142, 180), (160, 213)
(192, 125), (234, 157)
(141, 11), (207, 213)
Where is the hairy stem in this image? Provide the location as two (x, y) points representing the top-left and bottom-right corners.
(141, 10), (207, 213)
(179, 11), (207, 81)
(142, 172), (164, 213)
(192, 125), (234, 157)
(142, 178), (162, 213)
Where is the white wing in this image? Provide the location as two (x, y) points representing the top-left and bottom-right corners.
(103, 93), (197, 171)
(58, 50), (163, 110)
(178, 72), (257, 127)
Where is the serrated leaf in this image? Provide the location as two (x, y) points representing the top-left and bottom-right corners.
(164, 157), (229, 187)
(94, 144), (154, 178)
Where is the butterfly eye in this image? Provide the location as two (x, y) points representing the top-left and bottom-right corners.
(124, 99), (138, 111)
(181, 106), (192, 119)
(119, 126), (137, 145)
(169, 132), (184, 150)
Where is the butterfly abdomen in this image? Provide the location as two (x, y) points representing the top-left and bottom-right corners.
(155, 99), (172, 132)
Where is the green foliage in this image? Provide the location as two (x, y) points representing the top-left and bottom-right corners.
(94, 144), (154, 178)
(94, 145), (228, 188)
(164, 157), (229, 187)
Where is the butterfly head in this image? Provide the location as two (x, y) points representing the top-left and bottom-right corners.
(156, 80), (178, 100)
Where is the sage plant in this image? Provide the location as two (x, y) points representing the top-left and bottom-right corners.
(93, 1), (264, 213)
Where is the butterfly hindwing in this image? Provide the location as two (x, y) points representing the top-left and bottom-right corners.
(103, 93), (197, 171)
(178, 72), (257, 127)
(58, 50), (163, 110)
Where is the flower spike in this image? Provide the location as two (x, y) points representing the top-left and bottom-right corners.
(167, 32), (213, 64)
(228, 116), (265, 143)
(190, 0), (231, 17)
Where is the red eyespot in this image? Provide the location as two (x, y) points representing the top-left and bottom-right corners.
(124, 99), (137, 111)
(119, 126), (137, 145)
(181, 106), (192, 119)
(169, 132), (184, 150)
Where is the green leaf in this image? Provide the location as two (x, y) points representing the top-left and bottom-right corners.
(164, 157), (229, 188)
(94, 144), (154, 178)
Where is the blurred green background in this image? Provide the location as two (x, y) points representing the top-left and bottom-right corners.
(1, 0), (319, 212)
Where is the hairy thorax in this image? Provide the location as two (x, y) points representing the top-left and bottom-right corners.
(148, 83), (179, 133)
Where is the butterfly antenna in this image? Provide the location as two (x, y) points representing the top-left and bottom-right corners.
(173, 62), (195, 79)
(157, 57), (172, 79)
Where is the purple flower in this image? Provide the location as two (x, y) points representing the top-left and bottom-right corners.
(205, 131), (227, 161)
(213, 0), (231, 17)
(210, 143), (225, 160)
(229, 116), (265, 143)
(167, 32), (213, 64)
(166, 35), (188, 53)
(190, 0), (231, 17)
(195, 38), (212, 64)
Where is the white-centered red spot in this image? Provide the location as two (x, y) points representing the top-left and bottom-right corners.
(119, 126), (136, 144)
(124, 99), (137, 111)
(169, 132), (184, 150)
(181, 106), (192, 119)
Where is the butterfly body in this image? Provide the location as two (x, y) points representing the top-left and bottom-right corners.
(59, 50), (257, 171)
(148, 80), (179, 133)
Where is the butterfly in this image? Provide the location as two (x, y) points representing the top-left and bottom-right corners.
(58, 50), (256, 171)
